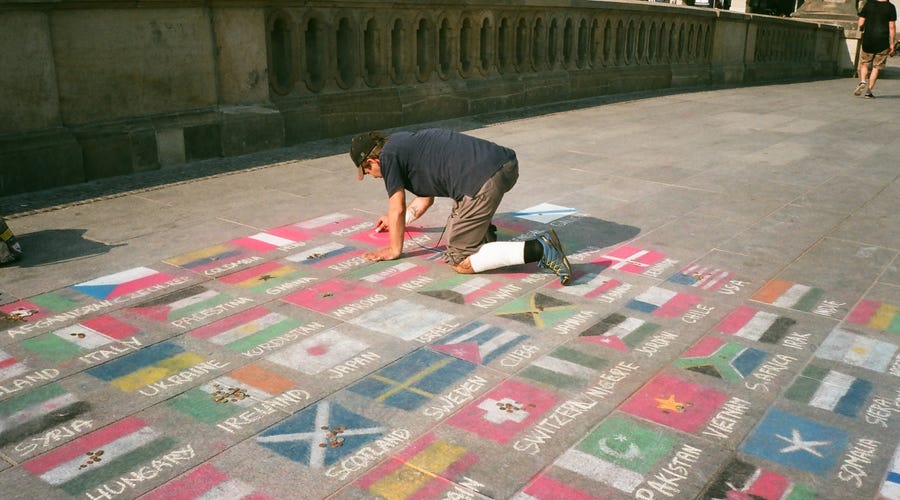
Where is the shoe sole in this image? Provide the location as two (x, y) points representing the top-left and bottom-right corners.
(854, 84), (866, 96)
(544, 229), (572, 285)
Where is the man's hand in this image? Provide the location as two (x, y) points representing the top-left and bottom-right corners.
(373, 215), (390, 233)
(363, 246), (401, 262)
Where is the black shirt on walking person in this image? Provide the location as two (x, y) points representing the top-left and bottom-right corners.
(860, 0), (897, 53)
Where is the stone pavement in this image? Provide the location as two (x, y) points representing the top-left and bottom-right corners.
(1, 62), (900, 499)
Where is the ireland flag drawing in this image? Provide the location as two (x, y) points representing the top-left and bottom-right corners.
(72, 267), (176, 300)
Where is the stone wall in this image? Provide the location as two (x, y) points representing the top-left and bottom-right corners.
(0, 0), (844, 196)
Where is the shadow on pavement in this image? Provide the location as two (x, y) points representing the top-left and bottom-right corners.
(7, 229), (126, 268)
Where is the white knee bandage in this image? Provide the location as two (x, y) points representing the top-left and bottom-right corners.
(468, 242), (526, 273)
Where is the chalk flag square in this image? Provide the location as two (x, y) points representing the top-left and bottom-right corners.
(294, 213), (368, 236)
(349, 300), (456, 341)
(163, 244), (259, 275)
(1, 289), (99, 334)
(553, 416), (676, 494)
(518, 475), (602, 500)
(705, 459), (815, 499)
(446, 379), (557, 444)
(348, 349), (475, 411)
(626, 286), (701, 318)
(350, 225), (429, 247)
(493, 293), (576, 329)
(281, 279), (377, 315)
(674, 336), (767, 383)
(431, 321), (527, 365)
(128, 285), (240, 325)
(87, 342), (205, 392)
(593, 245), (666, 275)
(579, 313), (660, 351)
(751, 279), (826, 313)
(619, 374), (727, 433)
(20, 315), (141, 362)
(266, 329), (369, 375)
(22, 417), (178, 496)
(847, 299), (900, 334)
(512, 203), (577, 224)
(0, 349), (30, 382)
(519, 346), (608, 390)
(0, 383), (89, 448)
(545, 272), (622, 300)
(72, 266), (176, 300)
(740, 408), (847, 475)
(142, 463), (272, 500)
(189, 306), (303, 353)
(229, 224), (313, 253)
(879, 443), (900, 499)
(783, 364), (872, 417)
(418, 275), (506, 306)
(815, 327), (898, 373)
(716, 305), (796, 344)
(356, 433), (478, 499)
(348, 261), (429, 288)
(217, 261), (310, 295)
(256, 401), (385, 467)
(284, 242), (364, 269)
(667, 263), (734, 291)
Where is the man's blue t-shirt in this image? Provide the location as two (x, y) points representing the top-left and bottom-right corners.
(378, 129), (516, 201)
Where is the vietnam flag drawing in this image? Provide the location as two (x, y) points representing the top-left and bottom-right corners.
(189, 306), (302, 352)
(217, 261), (307, 294)
(72, 267), (176, 300)
(593, 245), (666, 274)
(716, 305), (796, 344)
(142, 463), (273, 500)
(22, 417), (178, 496)
(751, 278), (825, 312)
(229, 225), (313, 253)
(0, 383), (89, 448)
(21, 315), (141, 362)
(674, 336), (767, 383)
(847, 299), (900, 334)
(626, 286), (701, 318)
(419, 275), (506, 305)
(356, 433), (478, 500)
(706, 458), (815, 500)
(579, 313), (660, 351)
(87, 342), (204, 392)
(620, 374), (727, 433)
(446, 379), (557, 444)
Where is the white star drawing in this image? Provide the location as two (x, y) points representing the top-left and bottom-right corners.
(775, 428), (829, 458)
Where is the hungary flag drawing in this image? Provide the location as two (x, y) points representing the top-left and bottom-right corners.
(554, 416), (675, 494)
(419, 276), (504, 305)
(168, 364), (296, 424)
(667, 263), (733, 291)
(266, 329), (369, 375)
(815, 328), (898, 373)
(674, 336), (767, 383)
(229, 224), (312, 252)
(0, 349), (30, 381)
(579, 313), (660, 351)
(22, 417), (178, 495)
(847, 299), (900, 334)
(87, 342), (204, 392)
(217, 261), (306, 294)
(163, 245), (252, 274)
(784, 364), (872, 417)
(20, 315), (140, 362)
(593, 245), (666, 274)
(751, 278), (825, 312)
(519, 346), (608, 390)
(431, 321), (527, 365)
(351, 261), (427, 287)
(717, 305), (796, 344)
(189, 306), (302, 352)
(142, 463), (271, 500)
(129, 286), (233, 323)
(72, 267), (175, 300)
(0, 383), (89, 447)
(705, 458), (815, 500)
(620, 374), (727, 433)
(626, 286), (701, 318)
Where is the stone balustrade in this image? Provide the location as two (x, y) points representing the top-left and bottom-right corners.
(0, 0), (844, 196)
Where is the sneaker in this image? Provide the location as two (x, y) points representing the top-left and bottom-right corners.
(536, 229), (572, 285)
(865, 92), (875, 98)
(854, 81), (867, 96)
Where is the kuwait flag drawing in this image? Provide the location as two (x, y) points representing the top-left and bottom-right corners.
(20, 315), (140, 362)
(751, 279), (825, 312)
(674, 336), (767, 383)
(554, 416), (675, 494)
(446, 379), (557, 444)
(667, 263), (733, 291)
(266, 329), (368, 375)
(189, 307), (301, 352)
(142, 463), (272, 500)
(431, 321), (526, 365)
(593, 245), (666, 274)
(626, 286), (701, 318)
(706, 459), (815, 500)
(72, 267), (176, 300)
(815, 328), (898, 373)
(294, 212), (367, 235)
(129, 286), (233, 323)
(0, 349), (30, 381)
(285, 242), (361, 268)
(717, 305), (796, 344)
(0, 383), (89, 447)
(281, 279), (376, 315)
(163, 245), (253, 274)
(620, 374), (727, 433)
(419, 276), (505, 305)
(783, 364), (872, 417)
(879, 444), (900, 499)
(229, 225), (312, 253)
(519, 346), (608, 390)
(350, 261), (428, 288)
(217, 261), (307, 294)
(22, 417), (178, 495)
(546, 273), (622, 299)
(516, 475), (600, 500)
(87, 342), (204, 392)
(356, 433), (478, 500)
(847, 299), (900, 334)
(579, 313), (660, 351)
(168, 364), (296, 424)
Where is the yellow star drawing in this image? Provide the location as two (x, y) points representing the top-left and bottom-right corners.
(655, 394), (690, 413)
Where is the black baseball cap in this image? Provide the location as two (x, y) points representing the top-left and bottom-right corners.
(350, 132), (379, 180)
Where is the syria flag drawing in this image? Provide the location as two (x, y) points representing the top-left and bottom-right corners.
(0, 383), (89, 448)
(619, 374), (727, 433)
(446, 379), (557, 444)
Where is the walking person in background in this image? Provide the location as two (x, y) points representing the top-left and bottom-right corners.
(0, 217), (23, 265)
(854, 0), (896, 98)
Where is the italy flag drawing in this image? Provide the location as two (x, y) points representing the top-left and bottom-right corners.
(21, 315), (140, 362)
(72, 267), (176, 300)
